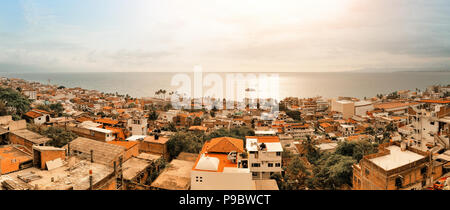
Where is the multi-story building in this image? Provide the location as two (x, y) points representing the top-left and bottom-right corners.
(190, 137), (255, 190)
(127, 117), (148, 136)
(245, 136), (283, 180)
(352, 142), (443, 190)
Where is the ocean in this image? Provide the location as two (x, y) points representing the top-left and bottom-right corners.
(1, 71), (449, 100)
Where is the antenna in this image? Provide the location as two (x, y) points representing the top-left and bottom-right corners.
(227, 151), (237, 163)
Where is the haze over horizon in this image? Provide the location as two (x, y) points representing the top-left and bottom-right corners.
(1, 0), (450, 73)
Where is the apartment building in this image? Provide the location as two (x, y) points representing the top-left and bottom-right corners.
(245, 136), (283, 180)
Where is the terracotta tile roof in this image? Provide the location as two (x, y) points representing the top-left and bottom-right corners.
(105, 126), (125, 140)
(96, 118), (119, 125)
(374, 102), (419, 110)
(320, 123), (332, 128)
(33, 109), (51, 115)
(419, 100), (450, 104)
(205, 137), (244, 153)
(246, 136), (280, 143)
(25, 110), (43, 119)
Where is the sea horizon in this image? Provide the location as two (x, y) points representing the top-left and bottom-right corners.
(1, 71), (449, 101)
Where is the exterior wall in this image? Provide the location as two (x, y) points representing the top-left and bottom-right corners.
(9, 133), (36, 152)
(355, 104), (374, 117)
(33, 114), (50, 125)
(69, 127), (114, 142)
(353, 157), (428, 190)
(248, 151), (282, 180)
(139, 141), (169, 160)
(411, 115), (439, 146)
(191, 170), (254, 190)
(39, 150), (66, 169)
(331, 100), (355, 119)
(98, 178), (117, 190)
(0, 158), (21, 175)
(124, 144), (139, 161)
(8, 120), (27, 131)
(0, 115), (12, 125)
(342, 103), (355, 119)
(128, 118), (148, 136)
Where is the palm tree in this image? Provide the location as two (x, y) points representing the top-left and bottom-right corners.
(155, 90), (161, 98)
(162, 90), (167, 100)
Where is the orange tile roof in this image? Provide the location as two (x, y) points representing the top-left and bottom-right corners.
(320, 123), (332, 128)
(96, 118), (119, 125)
(192, 137), (243, 172)
(25, 110), (43, 119)
(33, 109), (52, 115)
(246, 136), (280, 143)
(105, 126), (125, 140)
(374, 102), (419, 110)
(205, 137), (244, 153)
(419, 100), (450, 104)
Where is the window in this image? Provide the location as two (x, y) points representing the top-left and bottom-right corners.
(251, 163), (261, 167)
(365, 169), (370, 176)
(252, 172), (258, 177)
(195, 176), (203, 183)
(276, 152), (281, 156)
(268, 163), (274, 167)
(275, 163), (281, 167)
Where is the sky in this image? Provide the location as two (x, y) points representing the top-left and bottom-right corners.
(0, 0), (449, 72)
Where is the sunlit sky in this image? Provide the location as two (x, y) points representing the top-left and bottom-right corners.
(0, 0), (449, 72)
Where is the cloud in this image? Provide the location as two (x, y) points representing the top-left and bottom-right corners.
(0, 0), (449, 72)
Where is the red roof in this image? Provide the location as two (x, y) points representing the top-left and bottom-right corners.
(246, 136), (280, 143)
(419, 100), (450, 104)
(96, 118), (119, 125)
(25, 110), (43, 119)
(205, 137), (244, 153)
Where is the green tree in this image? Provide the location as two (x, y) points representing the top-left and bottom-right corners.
(284, 156), (311, 190)
(310, 154), (355, 190)
(28, 124), (77, 148)
(166, 131), (206, 159)
(0, 87), (31, 119)
(335, 140), (378, 162)
(49, 103), (64, 117)
(193, 117), (202, 126)
(302, 135), (320, 164)
(148, 110), (159, 121)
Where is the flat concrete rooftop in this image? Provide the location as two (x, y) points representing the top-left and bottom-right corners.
(370, 146), (425, 171)
(0, 157), (113, 190)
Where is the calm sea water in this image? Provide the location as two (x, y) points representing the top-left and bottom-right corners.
(1, 72), (449, 100)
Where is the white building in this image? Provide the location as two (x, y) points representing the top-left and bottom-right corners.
(87, 127), (115, 142)
(191, 137), (255, 190)
(127, 117), (148, 136)
(331, 99), (355, 119)
(354, 101), (374, 116)
(245, 136), (283, 180)
(23, 90), (37, 100)
(339, 124), (355, 137)
(24, 109), (52, 125)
